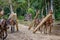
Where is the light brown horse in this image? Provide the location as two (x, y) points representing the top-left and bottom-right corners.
(7, 18), (16, 33)
(8, 13), (18, 32)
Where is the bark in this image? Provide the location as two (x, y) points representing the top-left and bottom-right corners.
(41, 7), (44, 19)
(28, 0), (30, 9)
(51, 0), (55, 22)
(9, 0), (13, 13)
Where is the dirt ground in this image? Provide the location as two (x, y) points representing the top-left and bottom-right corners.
(3, 24), (60, 40)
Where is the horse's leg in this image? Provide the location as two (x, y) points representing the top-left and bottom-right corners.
(47, 24), (52, 34)
(49, 25), (51, 33)
(41, 24), (46, 33)
(33, 23), (36, 29)
(39, 25), (41, 31)
(49, 24), (53, 33)
(44, 24), (49, 34)
(44, 25), (46, 34)
(43, 23), (46, 34)
(11, 25), (15, 33)
(39, 25), (43, 33)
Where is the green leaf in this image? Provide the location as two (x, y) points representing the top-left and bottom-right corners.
(17, 0), (25, 3)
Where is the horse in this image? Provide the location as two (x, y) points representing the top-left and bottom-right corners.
(43, 15), (53, 34)
(0, 18), (9, 40)
(34, 18), (41, 31)
(7, 12), (18, 32)
(7, 18), (16, 33)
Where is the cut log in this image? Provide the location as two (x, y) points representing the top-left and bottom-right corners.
(16, 19), (19, 31)
(15, 13), (19, 31)
(33, 13), (52, 33)
(28, 10), (40, 30)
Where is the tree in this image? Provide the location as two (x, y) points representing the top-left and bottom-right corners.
(0, 0), (60, 20)
(53, 0), (60, 20)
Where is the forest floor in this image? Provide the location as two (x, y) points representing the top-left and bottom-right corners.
(4, 22), (60, 40)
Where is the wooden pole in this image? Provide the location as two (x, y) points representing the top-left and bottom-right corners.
(28, 10), (40, 30)
(16, 19), (19, 31)
(9, 0), (13, 13)
(15, 14), (19, 31)
(33, 11), (52, 33)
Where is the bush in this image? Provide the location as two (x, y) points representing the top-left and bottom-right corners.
(27, 8), (35, 14)
(16, 7), (27, 16)
(55, 11), (60, 20)
(27, 8), (35, 18)
(4, 7), (10, 15)
(18, 16), (24, 20)
(3, 15), (8, 19)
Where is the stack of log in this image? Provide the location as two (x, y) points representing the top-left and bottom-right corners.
(28, 10), (53, 34)
(33, 10), (53, 33)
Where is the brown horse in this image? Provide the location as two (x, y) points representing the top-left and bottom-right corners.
(34, 18), (41, 31)
(44, 14), (53, 34)
(0, 18), (9, 40)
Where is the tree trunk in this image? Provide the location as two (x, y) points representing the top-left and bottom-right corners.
(50, 0), (55, 22)
(28, 0), (30, 9)
(9, 0), (13, 13)
(45, 0), (55, 22)
(45, 0), (48, 15)
(41, 7), (44, 19)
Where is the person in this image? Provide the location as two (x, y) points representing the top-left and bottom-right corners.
(0, 7), (4, 25)
(0, 7), (4, 17)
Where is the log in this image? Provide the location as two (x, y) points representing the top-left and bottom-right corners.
(33, 12), (52, 33)
(16, 19), (19, 31)
(15, 13), (19, 31)
(28, 10), (40, 30)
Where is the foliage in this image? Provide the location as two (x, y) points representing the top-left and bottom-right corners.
(31, 0), (44, 10)
(53, 0), (60, 20)
(0, 0), (60, 20)
(27, 8), (35, 18)
(18, 16), (24, 20)
(27, 8), (35, 14)
(4, 6), (10, 15)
